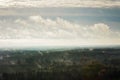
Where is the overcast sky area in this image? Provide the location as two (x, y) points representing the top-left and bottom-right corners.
(0, 0), (120, 48)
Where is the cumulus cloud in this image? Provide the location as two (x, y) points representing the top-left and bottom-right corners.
(0, 15), (120, 47)
(0, 0), (120, 8)
(0, 15), (120, 40)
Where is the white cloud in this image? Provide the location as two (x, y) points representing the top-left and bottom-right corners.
(0, 0), (120, 8)
(0, 15), (120, 40)
(0, 39), (119, 49)
(0, 15), (120, 46)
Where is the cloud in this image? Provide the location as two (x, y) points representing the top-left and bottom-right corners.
(0, 15), (120, 40)
(0, 9), (17, 16)
(0, 15), (120, 46)
(0, 0), (120, 8)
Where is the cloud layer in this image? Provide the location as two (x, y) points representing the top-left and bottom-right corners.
(0, 15), (120, 40)
(0, 0), (120, 8)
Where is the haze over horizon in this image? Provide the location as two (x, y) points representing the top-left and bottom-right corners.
(0, 0), (120, 48)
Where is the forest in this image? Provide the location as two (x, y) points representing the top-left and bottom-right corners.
(0, 48), (120, 80)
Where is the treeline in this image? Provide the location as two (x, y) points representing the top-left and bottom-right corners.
(0, 60), (120, 80)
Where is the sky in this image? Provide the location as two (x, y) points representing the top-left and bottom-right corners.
(0, 0), (120, 48)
